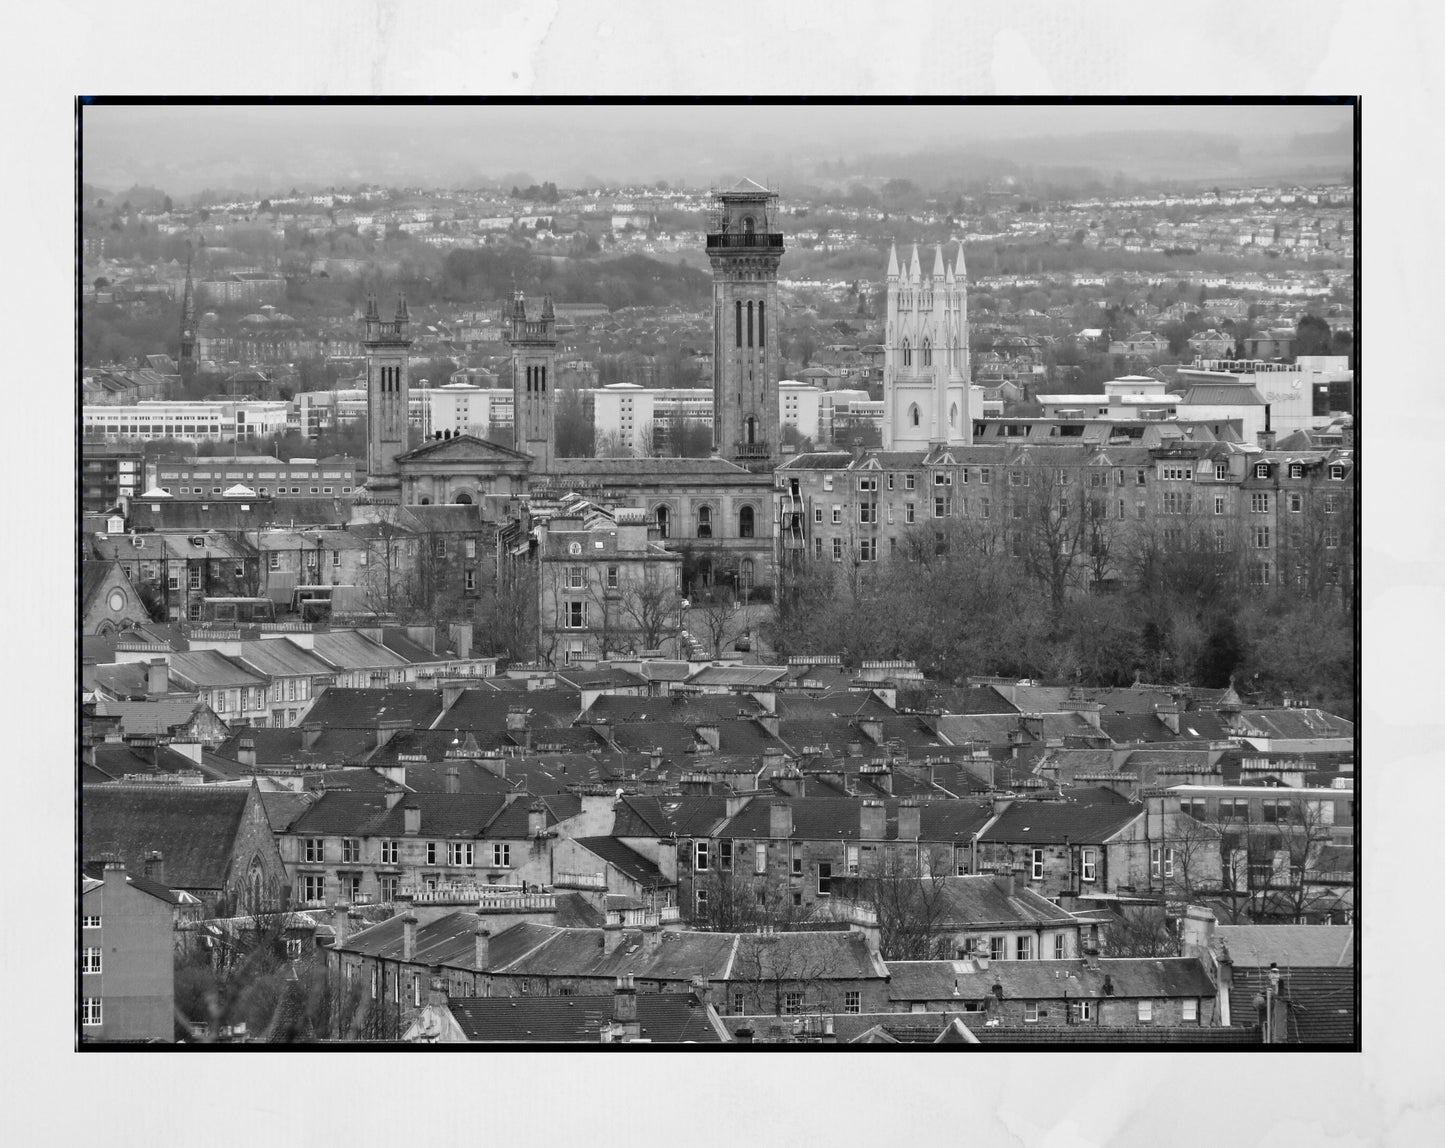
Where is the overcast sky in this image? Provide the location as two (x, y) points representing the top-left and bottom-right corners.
(82, 101), (1353, 194)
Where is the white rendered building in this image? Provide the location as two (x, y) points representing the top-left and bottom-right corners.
(82, 399), (291, 444)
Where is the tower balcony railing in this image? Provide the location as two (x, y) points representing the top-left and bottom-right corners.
(733, 441), (772, 459)
(706, 233), (785, 251)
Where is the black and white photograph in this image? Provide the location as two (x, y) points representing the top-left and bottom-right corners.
(76, 97), (1358, 1050)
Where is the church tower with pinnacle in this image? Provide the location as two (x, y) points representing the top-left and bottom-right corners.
(509, 291), (558, 474)
(178, 248), (198, 388)
(706, 179), (783, 471)
(881, 243), (971, 451)
(361, 293), (413, 501)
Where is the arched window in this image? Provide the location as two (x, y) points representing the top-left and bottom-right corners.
(745, 416), (756, 445)
(758, 301), (765, 346)
(746, 301), (754, 347)
(454, 492), (472, 505)
(735, 300), (742, 347)
(539, 366), (546, 393)
(419, 496), (431, 505)
(739, 505), (755, 538)
(743, 216), (755, 237)
(655, 505), (670, 538)
(922, 337), (932, 367)
(697, 506), (713, 539)
(901, 338), (912, 367)
(950, 402), (958, 428)
(740, 558), (754, 591)
(910, 404), (921, 428)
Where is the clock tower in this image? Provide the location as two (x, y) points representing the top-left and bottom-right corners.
(509, 291), (558, 474)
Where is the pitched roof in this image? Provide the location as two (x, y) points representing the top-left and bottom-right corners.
(1231, 967), (1355, 1043)
(570, 836), (671, 889)
(81, 784), (253, 891)
(169, 649), (265, 689)
(718, 797), (994, 844)
(288, 789), (536, 839)
(887, 957), (1216, 1002)
(1216, 925), (1355, 968)
(299, 687), (445, 729)
(89, 698), (209, 737)
(978, 799), (1141, 845)
(445, 992), (725, 1042)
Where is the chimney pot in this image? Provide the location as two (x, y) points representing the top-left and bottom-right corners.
(402, 914), (418, 962)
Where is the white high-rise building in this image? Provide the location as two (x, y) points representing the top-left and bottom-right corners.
(881, 243), (971, 451)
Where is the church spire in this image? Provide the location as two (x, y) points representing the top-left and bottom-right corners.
(886, 243), (899, 280)
(541, 294), (555, 320)
(932, 244), (945, 279)
(181, 246), (196, 324)
(955, 242), (967, 280)
(395, 293), (409, 322)
(365, 292), (380, 321)
(909, 244), (922, 282)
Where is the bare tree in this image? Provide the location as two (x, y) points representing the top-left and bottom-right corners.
(616, 570), (684, 653)
(693, 586), (748, 658)
(728, 930), (842, 1018)
(1101, 905), (1176, 957)
(852, 844), (957, 961)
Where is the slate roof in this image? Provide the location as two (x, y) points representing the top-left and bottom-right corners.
(435, 687), (582, 732)
(927, 876), (1078, 927)
(86, 742), (220, 783)
(308, 631), (412, 670)
(722, 1012), (978, 1044)
(232, 641), (336, 680)
(896, 684), (1018, 716)
(170, 649), (265, 689)
(258, 790), (317, 832)
(299, 687), (445, 729)
(445, 992), (726, 1043)
(718, 797), (994, 844)
(967, 1024), (1258, 1045)
(82, 784), (254, 891)
(570, 837), (671, 889)
(1235, 709), (1354, 741)
(288, 790), (533, 839)
(89, 698), (209, 737)
(613, 795), (731, 839)
(583, 694), (764, 724)
(1231, 967), (1355, 1043)
(1216, 925), (1355, 968)
(887, 957), (1216, 1003)
(80, 865), (189, 906)
(978, 799), (1141, 845)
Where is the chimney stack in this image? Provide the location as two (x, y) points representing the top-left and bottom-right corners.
(403, 804), (422, 836)
(506, 705), (527, 732)
(528, 801), (548, 838)
(384, 784), (406, 811)
(237, 739), (257, 770)
(147, 658), (169, 695)
(860, 799), (886, 841)
(143, 850), (165, 885)
(1179, 903), (1217, 962)
(402, 914), (417, 962)
(474, 927), (491, 970)
(1083, 946), (1100, 973)
(769, 801), (793, 840)
(603, 920), (624, 956)
(612, 974), (640, 1039)
(445, 766), (460, 795)
(896, 799), (921, 842)
(331, 903), (350, 948)
(427, 967), (449, 1008)
(300, 722), (322, 751)
(993, 865), (1015, 900)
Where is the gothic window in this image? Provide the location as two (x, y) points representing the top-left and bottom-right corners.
(902, 338), (912, 368)
(655, 505), (670, 538)
(745, 416), (756, 445)
(539, 366), (546, 393)
(910, 404), (921, 428)
(735, 300), (742, 347)
(697, 506), (713, 539)
(739, 505), (755, 538)
(950, 402), (958, 428)
(747, 301), (754, 347)
(922, 337), (932, 367)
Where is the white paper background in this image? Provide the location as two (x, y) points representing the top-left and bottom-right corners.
(15, 1), (1443, 1143)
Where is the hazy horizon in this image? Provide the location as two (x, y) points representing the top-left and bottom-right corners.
(81, 100), (1354, 196)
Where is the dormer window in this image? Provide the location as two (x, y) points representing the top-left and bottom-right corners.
(1329, 464), (1346, 480)
(1254, 464), (1270, 479)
